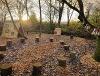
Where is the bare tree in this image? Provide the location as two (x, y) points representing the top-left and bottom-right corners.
(58, 1), (64, 26)
(38, 0), (42, 37)
(1, 0), (27, 38)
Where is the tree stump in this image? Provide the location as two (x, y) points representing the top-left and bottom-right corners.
(32, 62), (42, 76)
(49, 37), (54, 42)
(60, 40), (65, 45)
(0, 63), (12, 76)
(20, 38), (25, 44)
(64, 45), (70, 51)
(0, 45), (6, 51)
(69, 51), (77, 65)
(57, 56), (66, 67)
(6, 40), (12, 48)
(70, 51), (76, 58)
(35, 37), (40, 43)
(0, 54), (5, 62)
(70, 35), (74, 39)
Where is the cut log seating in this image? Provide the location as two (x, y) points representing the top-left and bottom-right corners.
(32, 62), (42, 76)
(20, 38), (25, 44)
(64, 45), (70, 51)
(60, 40), (65, 45)
(70, 51), (76, 59)
(70, 35), (74, 39)
(0, 45), (6, 51)
(35, 37), (39, 43)
(0, 54), (5, 62)
(49, 37), (54, 42)
(0, 63), (12, 76)
(57, 56), (66, 67)
(6, 40), (12, 47)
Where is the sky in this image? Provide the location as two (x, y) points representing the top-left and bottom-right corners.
(32, 0), (79, 23)
(34, 7), (79, 22)
(33, 0), (100, 22)
(0, 0), (99, 22)
(32, 0), (100, 22)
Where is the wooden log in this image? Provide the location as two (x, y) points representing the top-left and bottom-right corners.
(70, 51), (76, 58)
(20, 38), (25, 44)
(60, 40), (65, 45)
(64, 45), (70, 51)
(6, 40), (12, 47)
(0, 45), (6, 51)
(32, 62), (42, 76)
(0, 63), (12, 76)
(35, 37), (39, 43)
(0, 54), (5, 61)
(49, 37), (54, 42)
(69, 51), (77, 65)
(57, 56), (66, 67)
(70, 35), (74, 39)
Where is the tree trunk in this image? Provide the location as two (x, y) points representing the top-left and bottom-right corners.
(3, 0), (27, 39)
(50, 0), (52, 25)
(39, 0), (42, 37)
(94, 36), (100, 62)
(58, 2), (64, 27)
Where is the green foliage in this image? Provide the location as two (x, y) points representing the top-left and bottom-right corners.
(68, 21), (82, 30)
(94, 36), (100, 62)
(61, 21), (83, 34)
(29, 12), (38, 25)
(47, 24), (55, 34)
(89, 8), (100, 28)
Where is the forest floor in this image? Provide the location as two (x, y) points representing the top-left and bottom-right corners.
(0, 33), (100, 76)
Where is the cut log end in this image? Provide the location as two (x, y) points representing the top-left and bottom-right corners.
(35, 37), (40, 43)
(64, 45), (70, 51)
(70, 35), (74, 39)
(0, 63), (12, 76)
(57, 57), (66, 67)
(60, 40), (65, 45)
(20, 38), (26, 44)
(0, 54), (5, 61)
(32, 62), (42, 76)
(49, 37), (54, 42)
(0, 45), (6, 51)
(6, 40), (12, 47)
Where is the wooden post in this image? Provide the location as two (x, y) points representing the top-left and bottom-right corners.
(6, 40), (12, 47)
(0, 54), (5, 61)
(69, 51), (77, 65)
(70, 51), (76, 59)
(32, 62), (42, 76)
(60, 40), (65, 45)
(20, 38), (25, 44)
(0, 45), (6, 51)
(57, 56), (66, 67)
(0, 63), (12, 76)
(35, 37), (40, 43)
(49, 37), (54, 42)
(64, 45), (70, 51)
(70, 35), (74, 39)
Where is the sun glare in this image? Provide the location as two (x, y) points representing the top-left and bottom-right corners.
(22, 15), (28, 21)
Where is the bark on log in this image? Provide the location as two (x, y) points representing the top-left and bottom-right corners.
(35, 37), (40, 43)
(0, 45), (6, 51)
(60, 40), (65, 45)
(0, 54), (5, 61)
(70, 35), (74, 39)
(57, 56), (66, 67)
(20, 38), (26, 44)
(32, 62), (42, 76)
(49, 37), (54, 42)
(6, 40), (12, 47)
(64, 45), (70, 51)
(0, 63), (12, 76)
